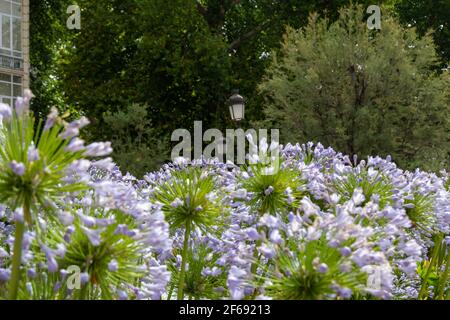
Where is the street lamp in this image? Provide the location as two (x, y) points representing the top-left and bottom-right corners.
(228, 90), (245, 122)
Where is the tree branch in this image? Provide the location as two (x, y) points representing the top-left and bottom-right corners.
(196, 0), (244, 31)
(195, 0), (208, 19)
(228, 21), (270, 52)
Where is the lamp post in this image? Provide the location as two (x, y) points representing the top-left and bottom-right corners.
(228, 90), (245, 122)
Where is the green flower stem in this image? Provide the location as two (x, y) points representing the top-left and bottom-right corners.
(177, 219), (191, 300)
(167, 282), (175, 300)
(251, 240), (262, 275)
(251, 256), (271, 300)
(249, 239), (262, 298)
(436, 248), (450, 300)
(79, 283), (89, 300)
(8, 219), (26, 300)
(419, 235), (443, 300)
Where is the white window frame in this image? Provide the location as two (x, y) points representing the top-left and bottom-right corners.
(0, 72), (22, 106)
(0, 0), (22, 58)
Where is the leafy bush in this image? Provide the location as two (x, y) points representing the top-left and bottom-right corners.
(103, 104), (169, 177)
(258, 4), (450, 171)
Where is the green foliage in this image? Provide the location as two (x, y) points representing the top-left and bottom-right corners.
(30, 0), (74, 118)
(60, 0), (232, 139)
(202, 0), (375, 124)
(32, 1), (391, 142)
(30, 1), (450, 176)
(396, 0), (450, 66)
(259, 4), (450, 171)
(418, 234), (450, 300)
(103, 104), (169, 176)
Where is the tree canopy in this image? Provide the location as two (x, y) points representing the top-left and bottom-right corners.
(29, 1), (450, 173)
(259, 5), (449, 171)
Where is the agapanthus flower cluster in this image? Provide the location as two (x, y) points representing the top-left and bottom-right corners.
(218, 188), (397, 300)
(0, 91), (121, 299)
(0, 165), (172, 300)
(1, 111), (449, 300)
(205, 142), (448, 300)
(0, 91), (172, 300)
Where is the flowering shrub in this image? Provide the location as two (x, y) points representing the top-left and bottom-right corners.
(0, 95), (449, 300)
(0, 93), (169, 300)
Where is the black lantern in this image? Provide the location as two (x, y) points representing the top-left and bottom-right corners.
(228, 90), (245, 122)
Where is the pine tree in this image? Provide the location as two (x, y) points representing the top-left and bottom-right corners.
(259, 5), (449, 171)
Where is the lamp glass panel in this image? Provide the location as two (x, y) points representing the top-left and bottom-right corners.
(232, 104), (244, 120)
(229, 105), (235, 120)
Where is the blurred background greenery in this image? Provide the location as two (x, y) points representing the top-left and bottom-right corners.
(30, 0), (449, 174)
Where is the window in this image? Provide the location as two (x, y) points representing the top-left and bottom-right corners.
(0, 72), (22, 106)
(0, 2), (10, 15)
(0, 1), (23, 103)
(12, 16), (20, 51)
(0, 0), (21, 58)
(2, 15), (10, 48)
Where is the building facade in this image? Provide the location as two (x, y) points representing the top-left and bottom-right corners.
(0, 0), (29, 107)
